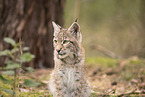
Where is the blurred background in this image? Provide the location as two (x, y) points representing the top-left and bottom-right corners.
(0, 0), (145, 96)
(65, 0), (145, 59)
(0, 0), (145, 68)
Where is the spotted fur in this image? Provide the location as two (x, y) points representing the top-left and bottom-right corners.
(49, 21), (90, 97)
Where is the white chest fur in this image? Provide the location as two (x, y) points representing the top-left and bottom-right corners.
(57, 67), (82, 92)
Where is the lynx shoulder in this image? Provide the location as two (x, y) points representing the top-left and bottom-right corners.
(49, 21), (90, 97)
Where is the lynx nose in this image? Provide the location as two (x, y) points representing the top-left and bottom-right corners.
(56, 48), (62, 53)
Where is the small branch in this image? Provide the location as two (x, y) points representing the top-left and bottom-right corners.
(92, 45), (122, 59)
(117, 89), (145, 97)
(17, 38), (23, 97)
(19, 38), (23, 55)
(93, 89), (145, 96)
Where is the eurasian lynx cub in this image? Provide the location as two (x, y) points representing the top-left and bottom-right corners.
(49, 21), (90, 97)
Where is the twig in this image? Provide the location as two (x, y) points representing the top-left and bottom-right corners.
(111, 89), (145, 97)
(17, 37), (23, 97)
(19, 38), (23, 55)
(92, 45), (122, 59)
(93, 89), (145, 97)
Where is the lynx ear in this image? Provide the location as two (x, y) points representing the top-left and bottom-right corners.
(68, 22), (80, 36)
(52, 21), (61, 36)
(68, 22), (82, 42)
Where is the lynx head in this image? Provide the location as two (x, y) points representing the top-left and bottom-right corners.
(52, 21), (82, 61)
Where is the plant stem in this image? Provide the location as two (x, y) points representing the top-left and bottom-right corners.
(13, 68), (17, 97)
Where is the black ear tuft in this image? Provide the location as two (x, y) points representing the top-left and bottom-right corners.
(75, 18), (78, 22)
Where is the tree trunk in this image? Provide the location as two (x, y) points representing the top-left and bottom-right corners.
(0, 0), (65, 68)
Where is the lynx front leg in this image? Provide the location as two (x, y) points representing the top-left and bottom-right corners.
(49, 73), (67, 97)
(71, 81), (90, 97)
(70, 88), (90, 97)
(70, 88), (82, 97)
(55, 77), (69, 97)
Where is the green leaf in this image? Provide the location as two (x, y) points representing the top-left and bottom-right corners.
(3, 89), (14, 95)
(20, 53), (35, 62)
(22, 47), (29, 51)
(25, 67), (34, 73)
(90, 93), (97, 96)
(15, 42), (22, 47)
(11, 48), (19, 53)
(4, 60), (13, 65)
(4, 37), (16, 46)
(6, 63), (21, 69)
(0, 50), (11, 56)
(0, 74), (12, 84)
(2, 71), (14, 76)
(23, 79), (40, 87)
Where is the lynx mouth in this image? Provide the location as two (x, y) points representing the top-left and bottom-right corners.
(57, 51), (70, 59)
(57, 54), (68, 59)
(58, 52), (67, 55)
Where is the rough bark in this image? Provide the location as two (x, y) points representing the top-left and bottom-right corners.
(0, 0), (65, 68)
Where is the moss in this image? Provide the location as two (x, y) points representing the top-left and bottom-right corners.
(86, 57), (118, 67)
(128, 59), (144, 65)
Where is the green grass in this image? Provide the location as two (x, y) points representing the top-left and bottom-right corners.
(121, 61), (145, 81)
(0, 74), (52, 97)
(0, 75), (14, 96)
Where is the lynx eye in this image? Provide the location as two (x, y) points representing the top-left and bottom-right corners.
(54, 40), (57, 44)
(63, 40), (70, 45)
